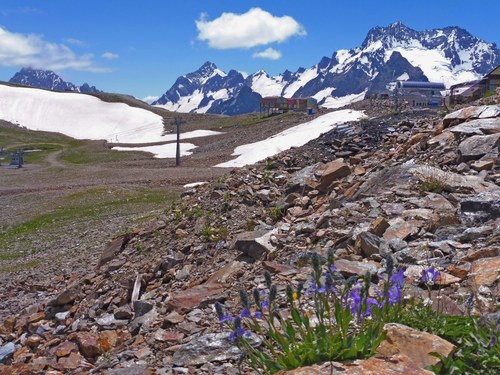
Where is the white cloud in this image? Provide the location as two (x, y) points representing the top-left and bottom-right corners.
(0, 26), (108, 72)
(102, 51), (119, 60)
(252, 48), (282, 60)
(142, 95), (159, 104)
(63, 38), (87, 47)
(196, 7), (306, 49)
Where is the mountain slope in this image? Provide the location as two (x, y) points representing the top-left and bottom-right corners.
(9, 67), (100, 93)
(153, 22), (500, 114)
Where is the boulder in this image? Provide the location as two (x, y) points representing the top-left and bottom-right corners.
(458, 133), (499, 162)
(461, 191), (500, 222)
(470, 160), (495, 171)
(280, 354), (433, 374)
(449, 118), (500, 135)
(470, 256), (500, 287)
(172, 332), (260, 366)
(376, 323), (455, 369)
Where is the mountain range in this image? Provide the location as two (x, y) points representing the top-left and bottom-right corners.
(152, 22), (500, 114)
(6, 22), (500, 115)
(9, 67), (100, 93)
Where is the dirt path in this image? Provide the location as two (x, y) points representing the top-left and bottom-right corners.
(45, 149), (66, 168)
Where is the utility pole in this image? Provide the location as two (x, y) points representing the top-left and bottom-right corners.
(171, 117), (186, 166)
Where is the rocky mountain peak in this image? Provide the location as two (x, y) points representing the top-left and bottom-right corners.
(361, 22), (417, 49)
(9, 67), (100, 93)
(194, 61), (217, 77)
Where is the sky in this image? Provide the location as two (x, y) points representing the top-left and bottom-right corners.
(0, 1), (499, 101)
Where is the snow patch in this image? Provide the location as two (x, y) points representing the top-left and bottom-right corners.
(396, 72), (409, 81)
(215, 109), (365, 168)
(113, 143), (198, 158)
(0, 85), (163, 143)
(322, 91), (366, 109)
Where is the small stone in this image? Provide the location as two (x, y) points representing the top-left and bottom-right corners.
(369, 217), (390, 237)
(57, 351), (89, 370)
(75, 332), (102, 358)
(98, 330), (119, 352)
(207, 261), (245, 284)
(458, 133), (499, 162)
(154, 329), (185, 343)
(355, 232), (381, 258)
(383, 218), (418, 242)
(97, 235), (129, 268)
(172, 332), (260, 366)
(233, 230), (275, 259)
(317, 159), (351, 192)
(53, 341), (78, 358)
(133, 300), (154, 318)
(114, 306), (133, 320)
(25, 335), (42, 348)
(262, 261), (297, 274)
(335, 259), (378, 277)
(167, 283), (225, 314)
(0, 342), (16, 364)
(55, 311), (71, 321)
(0, 316), (16, 335)
(471, 159), (495, 171)
(164, 311), (185, 324)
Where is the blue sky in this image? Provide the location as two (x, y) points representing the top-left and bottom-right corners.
(0, 0), (498, 101)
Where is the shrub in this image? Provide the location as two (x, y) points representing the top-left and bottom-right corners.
(269, 206), (283, 221)
(200, 225), (213, 242)
(419, 176), (446, 194)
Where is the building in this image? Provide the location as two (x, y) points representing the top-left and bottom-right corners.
(260, 96), (288, 115)
(260, 96), (318, 116)
(396, 81), (446, 107)
(449, 65), (500, 105)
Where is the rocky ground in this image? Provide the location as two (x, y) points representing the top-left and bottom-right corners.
(0, 95), (499, 374)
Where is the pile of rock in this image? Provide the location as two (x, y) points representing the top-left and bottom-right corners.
(0, 102), (498, 374)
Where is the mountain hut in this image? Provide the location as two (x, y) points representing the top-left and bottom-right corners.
(397, 81), (446, 107)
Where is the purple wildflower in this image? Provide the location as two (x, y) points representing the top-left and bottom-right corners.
(239, 308), (251, 318)
(391, 268), (405, 288)
(421, 267), (440, 285)
(388, 284), (402, 304)
(254, 311), (262, 320)
(228, 326), (247, 343)
(365, 297), (379, 316)
(228, 317), (248, 343)
(349, 287), (361, 315)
